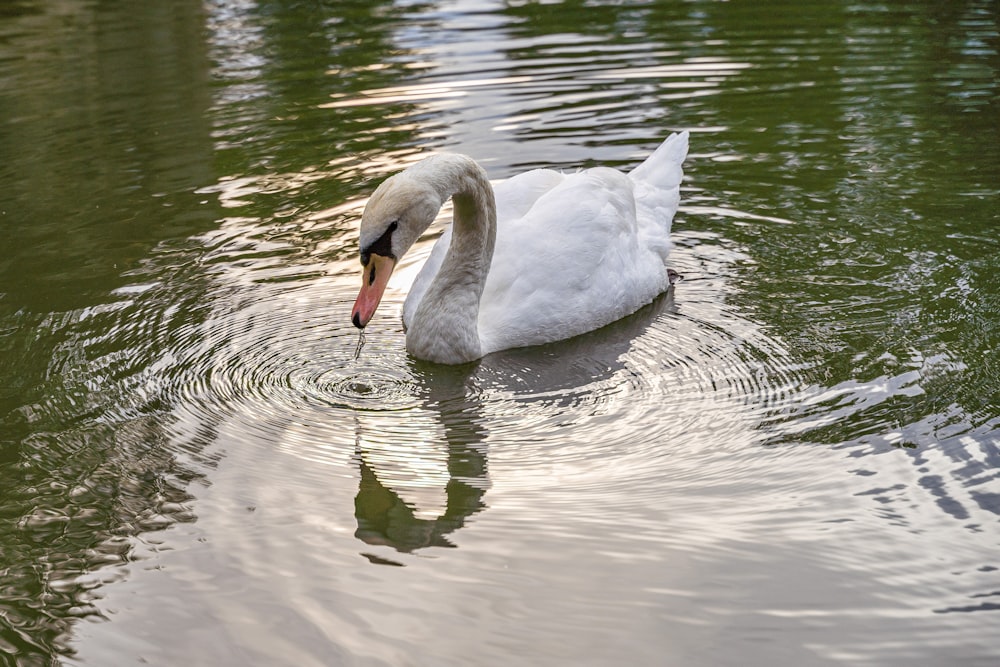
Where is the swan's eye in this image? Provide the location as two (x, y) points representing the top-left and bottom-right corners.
(360, 220), (399, 267)
(367, 221), (397, 259)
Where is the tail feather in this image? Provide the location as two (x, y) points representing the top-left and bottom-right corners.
(629, 131), (688, 261)
(629, 131), (689, 189)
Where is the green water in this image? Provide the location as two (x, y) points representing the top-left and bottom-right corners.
(1, 1), (998, 665)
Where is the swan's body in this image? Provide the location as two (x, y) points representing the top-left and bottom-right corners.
(352, 132), (689, 364)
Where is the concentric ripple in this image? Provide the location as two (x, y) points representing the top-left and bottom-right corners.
(89, 222), (812, 503)
(317, 370), (418, 411)
(159, 285), (423, 459)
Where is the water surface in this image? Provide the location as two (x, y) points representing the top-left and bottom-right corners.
(1, 1), (998, 665)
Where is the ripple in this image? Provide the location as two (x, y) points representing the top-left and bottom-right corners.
(159, 285), (419, 453)
(310, 370), (420, 411)
(83, 218), (812, 520)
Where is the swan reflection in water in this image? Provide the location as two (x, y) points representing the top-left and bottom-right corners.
(351, 286), (680, 564)
(353, 369), (489, 563)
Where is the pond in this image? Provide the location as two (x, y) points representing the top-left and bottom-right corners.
(1, 0), (998, 665)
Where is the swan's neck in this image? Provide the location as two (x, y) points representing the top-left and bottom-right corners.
(406, 155), (497, 364)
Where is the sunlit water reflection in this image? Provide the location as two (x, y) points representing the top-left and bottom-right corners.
(1, 0), (998, 665)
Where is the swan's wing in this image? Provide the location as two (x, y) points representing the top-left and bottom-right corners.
(403, 168), (566, 329)
(493, 168), (566, 223)
(478, 166), (670, 353)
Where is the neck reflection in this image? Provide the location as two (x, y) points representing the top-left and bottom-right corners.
(353, 364), (488, 563)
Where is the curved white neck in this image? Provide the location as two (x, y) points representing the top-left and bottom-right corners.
(405, 155), (497, 364)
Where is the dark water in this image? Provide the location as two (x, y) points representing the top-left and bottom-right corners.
(1, 0), (998, 665)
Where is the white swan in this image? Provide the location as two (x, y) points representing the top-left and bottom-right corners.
(351, 131), (689, 364)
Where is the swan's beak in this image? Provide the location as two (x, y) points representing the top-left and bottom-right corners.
(352, 253), (396, 328)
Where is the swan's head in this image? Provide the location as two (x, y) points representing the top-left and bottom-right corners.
(351, 172), (443, 328)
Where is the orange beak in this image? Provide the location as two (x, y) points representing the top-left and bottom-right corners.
(351, 254), (396, 328)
